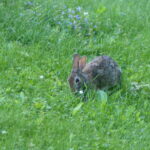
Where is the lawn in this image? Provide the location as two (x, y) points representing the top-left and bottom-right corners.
(0, 0), (150, 149)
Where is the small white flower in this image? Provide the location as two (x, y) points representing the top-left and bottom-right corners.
(29, 142), (35, 147)
(84, 12), (88, 16)
(39, 75), (44, 79)
(68, 8), (72, 13)
(1, 130), (7, 134)
(79, 90), (84, 94)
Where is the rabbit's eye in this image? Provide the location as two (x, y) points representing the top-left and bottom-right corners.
(75, 78), (80, 83)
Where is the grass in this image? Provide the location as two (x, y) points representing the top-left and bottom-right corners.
(0, 0), (150, 149)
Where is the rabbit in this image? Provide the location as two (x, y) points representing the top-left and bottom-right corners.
(68, 54), (122, 94)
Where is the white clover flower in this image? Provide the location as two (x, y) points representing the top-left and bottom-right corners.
(84, 12), (88, 16)
(73, 20), (76, 24)
(79, 90), (84, 94)
(68, 8), (72, 13)
(39, 75), (44, 79)
(29, 142), (35, 147)
(1, 130), (7, 134)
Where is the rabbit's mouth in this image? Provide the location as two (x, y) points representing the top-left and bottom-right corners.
(74, 81), (87, 94)
(75, 83), (83, 92)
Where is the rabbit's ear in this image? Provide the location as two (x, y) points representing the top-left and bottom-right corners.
(73, 54), (80, 70)
(79, 56), (87, 70)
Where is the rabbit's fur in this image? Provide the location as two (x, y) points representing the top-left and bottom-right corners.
(68, 54), (121, 93)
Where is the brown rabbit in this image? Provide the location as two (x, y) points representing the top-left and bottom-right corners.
(68, 54), (121, 93)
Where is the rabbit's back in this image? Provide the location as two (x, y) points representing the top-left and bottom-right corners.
(82, 56), (121, 89)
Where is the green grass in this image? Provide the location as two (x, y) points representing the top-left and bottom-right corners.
(0, 0), (150, 149)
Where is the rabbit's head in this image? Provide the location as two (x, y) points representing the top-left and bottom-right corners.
(68, 54), (87, 93)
